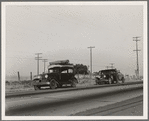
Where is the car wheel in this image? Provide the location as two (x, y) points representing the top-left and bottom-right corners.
(108, 78), (112, 84)
(71, 81), (77, 87)
(34, 85), (41, 90)
(70, 78), (77, 87)
(58, 84), (63, 88)
(95, 78), (99, 85)
(122, 78), (125, 83)
(50, 79), (57, 89)
(99, 80), (104, 85)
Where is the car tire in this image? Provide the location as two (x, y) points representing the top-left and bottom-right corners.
(50, 79), (57, 89)
(70, 78), (77, 87)
(58, 84), (63, 88)
(95, 78), (99, 85)
(99, 80), (105, 85)
(34, 85), (41, 90)
(71, 81), (77, 87)
(122, 78), (125, 83)
(108, 78), (112, 84)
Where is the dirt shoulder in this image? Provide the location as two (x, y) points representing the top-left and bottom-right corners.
(5, 77), (141, 93)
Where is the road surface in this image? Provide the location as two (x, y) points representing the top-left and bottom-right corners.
(6, 84), (143, 116)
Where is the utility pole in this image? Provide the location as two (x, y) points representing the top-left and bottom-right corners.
(17, 71), (20, 81)
(30, 72), (32, 81)
(87, 46), (95, 79)
(110, 63), (114, 69)
(106, 66), (110, 69)
(35, 53), (42, 75)
(133, 37), (141, 79)
(42, 59), (48, 73)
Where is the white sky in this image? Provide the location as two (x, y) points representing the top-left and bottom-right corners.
(4, 2), (145, 78)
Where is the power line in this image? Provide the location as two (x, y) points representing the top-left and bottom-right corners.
(6, 57), (34, 59)
(133, 36), (141, 79)
(35, 53), (42, 75)
(87, 46), (95, 79)
(14, 7), (116, 35)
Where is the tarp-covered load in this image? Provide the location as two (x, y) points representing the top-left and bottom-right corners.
(49, 60), (70, 65)
(48, 60), (73, 69)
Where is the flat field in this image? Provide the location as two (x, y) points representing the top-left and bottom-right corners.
(5, 75), (137, 93)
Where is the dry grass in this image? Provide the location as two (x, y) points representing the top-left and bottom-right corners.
(5, 75), (138, 93)
(6, 80), (34, 93)
(5, 76), (95, 93)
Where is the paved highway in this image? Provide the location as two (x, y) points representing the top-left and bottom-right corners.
(73, 95), (143, 116)
(6, 83), (143, 116)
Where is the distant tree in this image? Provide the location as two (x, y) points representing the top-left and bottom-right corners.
(74, 64), (88, 75)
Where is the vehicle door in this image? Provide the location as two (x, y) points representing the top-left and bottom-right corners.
(60, 67), (74, 83)
(48, 67), (60, 81)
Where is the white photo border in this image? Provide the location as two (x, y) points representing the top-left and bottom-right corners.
(2, 1), (148, 120)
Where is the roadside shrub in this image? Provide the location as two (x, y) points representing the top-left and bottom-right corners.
(6, 81), (10, 85)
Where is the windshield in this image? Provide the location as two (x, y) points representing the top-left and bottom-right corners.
(48, 67), (74, 74)
(61, 68), (74, 73)
(48, 68), (59, 73)
(100, 70), (116, 75)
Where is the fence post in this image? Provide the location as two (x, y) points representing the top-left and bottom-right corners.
(18, 71), (20, 81)
(84, 72), (85, 78)
(30, 72), (32, 81)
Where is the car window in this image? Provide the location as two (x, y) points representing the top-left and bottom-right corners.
(49, 69), (54, 73)
(48, 68), (59, 73)
(61, 70), (67, 73)
(68, 69), (73, 73)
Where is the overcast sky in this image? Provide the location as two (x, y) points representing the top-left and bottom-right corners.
(4, 2), (145, 78)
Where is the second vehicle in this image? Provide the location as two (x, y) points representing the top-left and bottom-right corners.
(95, 69), (125, 85)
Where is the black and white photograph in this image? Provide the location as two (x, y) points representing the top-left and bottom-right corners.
(1, 1), (148, 120)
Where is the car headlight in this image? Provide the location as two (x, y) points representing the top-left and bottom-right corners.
(37, 76), (41, 79)
(96, 75), (100, 78)
(45, 74), (48, 78)
(103, 75), (106, 78)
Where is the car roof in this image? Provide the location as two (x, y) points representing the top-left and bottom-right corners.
(48, 64), (74, 69)
(100, 69), (117, 72)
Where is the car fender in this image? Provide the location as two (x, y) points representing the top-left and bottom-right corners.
(70, 77), (78, 83)
(48, 77), (59, 85)
(32, 79), (42, 85)
(95, 77), (102, 83)
(95, 76), (100, 80)
(33, 78), (41, 81)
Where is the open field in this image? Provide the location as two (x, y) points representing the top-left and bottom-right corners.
(5, 78), (95, 93)
(5, 75), (140, 93)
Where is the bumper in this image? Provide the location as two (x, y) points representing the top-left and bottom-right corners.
(32, 81), (50, 86)
(95, 78), (108, 82)
(100, 78), (108, 81)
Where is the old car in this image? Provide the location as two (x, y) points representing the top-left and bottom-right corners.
(95, 69), (125, 85)
(32, 60), (78, 90)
